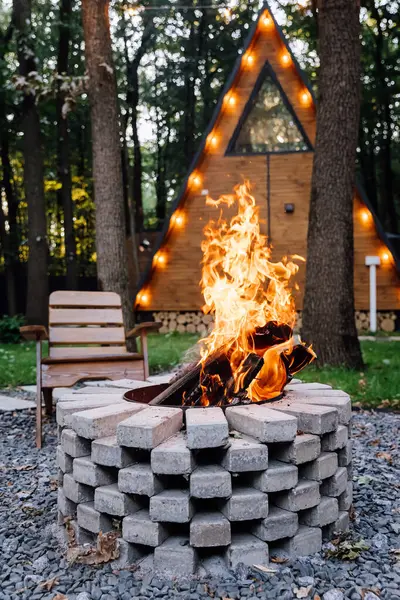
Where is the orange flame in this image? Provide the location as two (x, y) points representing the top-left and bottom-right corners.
(199, 181), (315, 404)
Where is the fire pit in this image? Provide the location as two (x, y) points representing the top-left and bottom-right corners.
(56, 184), (353, 575)
(57, 383), (353, 576)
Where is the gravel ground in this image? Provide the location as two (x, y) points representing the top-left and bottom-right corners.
(0, 408), (399, 600)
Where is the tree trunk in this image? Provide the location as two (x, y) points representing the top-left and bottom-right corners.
(81, 0), (135, 335)
(14, 0), (48, 325)
(57, 0), (78, 289)
(302, 0), (363, 369)
(0, 124), (19, 316)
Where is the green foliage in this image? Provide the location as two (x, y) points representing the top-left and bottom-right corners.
(325, 532), (370, 561)
(0, 314), (25, 344)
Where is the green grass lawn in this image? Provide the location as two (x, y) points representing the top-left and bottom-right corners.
(0, 334), (398, 409)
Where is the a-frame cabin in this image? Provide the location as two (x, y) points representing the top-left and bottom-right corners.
(135, 3), (399, 321)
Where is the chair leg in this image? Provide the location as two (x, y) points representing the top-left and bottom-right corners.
(43, 389), (53, 416)
(36, 340), (42, 449)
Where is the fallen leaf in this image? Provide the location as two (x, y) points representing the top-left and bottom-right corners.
(49, 478), (58, 491)
(39, 576), (59, 591)
(77, 531), (120, 565)
(361, 588), (381, 598)
(369, 439), (381, 446)
(294, 585), (313, 598)
(376, 451), (392, 464)
(52, 594), (68, 600)
(270, 556), (289, 564)
(314, 596), (321, 600)
(14, 464), (37, 471)
(252, 564), (278, 574)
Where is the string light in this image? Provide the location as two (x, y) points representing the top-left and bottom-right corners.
(300, 89), (312, 106)
(381, 250), (391, 264)
(224, 92), (236, 107)
(262, 13), (273, 30)
(171, 212), (184, 228)
(360, 208), (371, 224)
(154, 252), (166, 266)
(190, 172), (202, 188)
(243, 52), (255, 67)
(280, 51), (291, 67)
(137, 292), (149, 305)
(207, 132), (218, 149)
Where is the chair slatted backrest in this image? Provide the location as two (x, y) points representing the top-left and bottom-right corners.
(48, 291), (127, 359)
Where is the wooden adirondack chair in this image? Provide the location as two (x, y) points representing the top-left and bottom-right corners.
(20, 291), (161, 448)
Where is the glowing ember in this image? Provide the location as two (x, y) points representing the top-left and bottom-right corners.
(198, 181), (315, 405)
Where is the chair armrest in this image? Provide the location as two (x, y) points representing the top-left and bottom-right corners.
(126, 322), (162, 339)
(20, 325), (49, 341)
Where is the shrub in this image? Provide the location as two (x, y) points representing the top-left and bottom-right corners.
(0, 314), (26, 344)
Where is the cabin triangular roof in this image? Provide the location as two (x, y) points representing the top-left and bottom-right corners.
(136, 1), (399, 307)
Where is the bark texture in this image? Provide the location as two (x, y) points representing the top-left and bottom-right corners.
(81, 0), (134, 334)
(302, 0), (363, 369)
(57, 0), (78, 289)
(14, 0), (48, 325)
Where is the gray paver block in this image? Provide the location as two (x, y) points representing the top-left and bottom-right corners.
(185, 407), (229, 449)
(56, 395), (125, 426)
(190, 512), (231, 547)
(190, 465), (232, 498)
(94, 483), (141, 516)
(61, 429), (91, 458)
(274, 479), (320, 512)
(285, 390), (352, 424)
(63, 473), (94, 504)
(320, 467), (348, 497)
(119, 463), (163, 497)
(221, 487), (268, 521)
(57, 445), (73, 473)
(69, 520), (95, 546)
(221, 435), (268, 472)
(321, 425), (348, 451)
(281, 525), (322, 557)
(299, 496), (339, 527)
(150, 489), (194, 523)
(69, 403), (146, 439)
(117, 406), (183, 449)
(225, 404), (297, 443)
(251, 460), (298, 493)
(252, 506), (298, 542)
(269, 401), (338, 435)
(73, 457), (116, 487)
(337, 440), (354, 467)
(300, 452), (338, 481)
(58, 487), (77, 517)
(285, 382), (332, 392)
(347, 462), (353, 480)
(154, 536), (197, 577)
(111, 538), (143, 569)
(338, 482), (353, 511)
(151, 432), (195, 474)
(323, 511), (350, 540)
(225, 534), (268, 568)
(91, 436), (135, 469)
(77, 502), (113, 533)
(274, 434), (321, 465)
(123, 509), (168, 546)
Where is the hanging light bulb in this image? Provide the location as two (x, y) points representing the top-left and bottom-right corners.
(154, 252), (166, 266)
(137, 291), (149, 305)
(280, 51), (291, 67)
(207, 132), (218, 149)
(243, 52), (255, 68)
(300, 89), (312, 106)
(190, 172), (202, 188)
(360, 208), (371, 224)
(381, 250), (391, 264)
(262, 13), (273, 30)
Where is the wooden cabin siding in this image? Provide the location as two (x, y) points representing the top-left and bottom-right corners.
(138, 11), (399, 313)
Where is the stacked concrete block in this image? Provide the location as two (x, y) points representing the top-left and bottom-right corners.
(57, 383), (353, 575)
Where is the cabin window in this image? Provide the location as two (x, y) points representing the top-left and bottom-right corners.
(229, 64), (311, 154)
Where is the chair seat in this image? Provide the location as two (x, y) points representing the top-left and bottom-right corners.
(42, 352), (144, 365)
